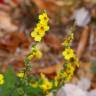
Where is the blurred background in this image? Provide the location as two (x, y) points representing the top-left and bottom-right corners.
(0, 0), (96, 96)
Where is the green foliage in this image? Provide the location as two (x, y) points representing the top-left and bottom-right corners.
(0, 67), (17, 96)
(23, 85), (42, 96)
(0, 66), (45, 96)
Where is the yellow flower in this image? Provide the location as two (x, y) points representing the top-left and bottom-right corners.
(39, 12), (49, 23)
(62, 33), (74, 47)
(40, 73), (49, 82)
(62, 48), (74, 60)
(31, 12), (49, 42)
(66, 75), (72, 82)
(0, 74), (4, 80)
(17, 72), (24, 78)
(35, 49), (42, 59)
(37, 23), (49, 33)
(34, 35), (42, 42)
(62, 64), (75, 82)
(56, 71), (67, 80)
(40, 81), (52, 92)
(0, 74), (4, 85)
(67, 64), (75, 74)
(0, 79), (4, 85)
(27, 47), (42, 60)
(40, 73), (52, 92)
(31, 30), (37, 38)
(31, 23), (49, 42)
(31, 31), (42, 42)
(27, 54), (34, 60)
(62, 40), (70, 47)
(31, 82), (38, 88)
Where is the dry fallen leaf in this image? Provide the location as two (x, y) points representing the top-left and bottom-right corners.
(44, 33), (62, 52)
(0, 11), (18, 32)
(32, 0), (59, 15)
(0, 32), (31, 52)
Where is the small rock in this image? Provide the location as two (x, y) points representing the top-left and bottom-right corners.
(77, 78), (91, 90)
(57, 84), (87, 96)
(74, 8), (91, 27)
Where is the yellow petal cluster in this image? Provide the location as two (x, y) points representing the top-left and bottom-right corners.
(62, 33), (74, 47)
(40, 73), (52, 92)
(27, 46), (42, 60)
(17, 72), (24, 78)
(39, 12), (49, 23)
(0, 74), (4, 85)
(62, 48), (74, 60)
(31, 12), (49, 42)
(66, 64), (75, 81)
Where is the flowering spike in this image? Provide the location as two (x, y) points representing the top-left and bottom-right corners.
(31, 12), (49, 42)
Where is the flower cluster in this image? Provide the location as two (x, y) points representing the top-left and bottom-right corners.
(61, 29), (79, 82)
(20, 12), (79, 96)
(0, 74), (4, 85)
(62, 48), (74, 60)
(62, 33), (74, 47)
(27, 45), (42, 60)
(39, 73), (52, 92)
(31, 12), (49, 42)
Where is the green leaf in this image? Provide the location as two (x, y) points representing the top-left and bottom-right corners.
(0, 67), (17, 96)
(23, 84), (42, 96)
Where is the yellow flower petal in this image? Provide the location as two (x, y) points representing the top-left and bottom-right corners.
(0, 79), (4, 85)
(39, 12), (49, 22)
(0, 74), (4, 80)
(34, 35), (42, 42)
(62, 48), (74, 60)
(0, 74), (4, 85)
(17, 72), (24, 78)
